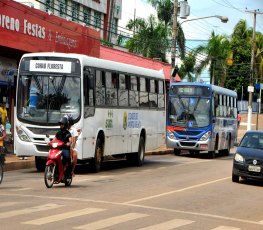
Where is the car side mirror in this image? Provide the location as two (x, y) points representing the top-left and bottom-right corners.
(234, 141), (239, 147)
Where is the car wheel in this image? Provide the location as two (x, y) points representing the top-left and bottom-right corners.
(232, 173), (239, 182)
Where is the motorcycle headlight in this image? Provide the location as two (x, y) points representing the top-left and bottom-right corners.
(167, 130), (176, 140)
(234, 153), (244, 163)
(15, 126), (31, 142)
(200, 131), (211, 141)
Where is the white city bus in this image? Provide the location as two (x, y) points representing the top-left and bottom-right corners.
(15, 52), (166, 172)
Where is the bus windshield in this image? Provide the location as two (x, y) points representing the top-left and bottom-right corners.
(168, 96), (211, 128)
(17, 74), (81, 125)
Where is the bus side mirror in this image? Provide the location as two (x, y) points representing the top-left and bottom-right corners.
(212, 118), (216, 123)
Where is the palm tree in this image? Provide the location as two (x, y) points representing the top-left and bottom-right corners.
(179, 51), (196, 82)
(195, 31), (230, 86)
(147, 0), (185, 59)
(125, 15), (170, 62)
(255, 33), (263, 82)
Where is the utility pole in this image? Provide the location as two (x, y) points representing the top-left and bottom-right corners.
(171, 0), (178, 72)
(246, 9), (263, 130)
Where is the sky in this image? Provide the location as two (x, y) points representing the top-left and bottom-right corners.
(119, 0), (263, 40)
(119, 0), (263, 83)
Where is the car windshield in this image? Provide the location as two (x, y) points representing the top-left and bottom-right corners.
(239, 133), (263, 149)
(168, 96), (211, 128)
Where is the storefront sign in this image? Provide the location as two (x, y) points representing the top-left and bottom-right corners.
(0, 0), (100, 57)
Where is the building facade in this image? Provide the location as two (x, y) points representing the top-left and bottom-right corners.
(15, 0), (122, 44)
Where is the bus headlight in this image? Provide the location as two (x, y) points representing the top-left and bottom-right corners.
(167, 130), (176, 140)
(200, 131), (211, 141)
(16, 126), (31, 142)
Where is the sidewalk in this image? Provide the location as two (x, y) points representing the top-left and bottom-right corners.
(4, 113), (262, 171)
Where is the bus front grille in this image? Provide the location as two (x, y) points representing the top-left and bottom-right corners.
(179, 141), (196, 147)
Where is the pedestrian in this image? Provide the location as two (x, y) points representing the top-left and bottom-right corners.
(0, 119), (6, 151)
(65, 115), (78, 177)
(237, 111), (241, 128)
(0, 103), (7, 127)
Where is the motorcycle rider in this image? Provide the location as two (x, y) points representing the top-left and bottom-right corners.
(66, 115), (78, 177)
(55, 117), (72, 177)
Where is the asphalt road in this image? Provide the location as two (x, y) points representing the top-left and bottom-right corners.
(0, 151), (263, 230)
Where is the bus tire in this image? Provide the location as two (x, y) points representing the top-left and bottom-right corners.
(127, 136), (145, 166)
(224, 136), (231, 156)
(90, 139), (103, 173)
(174, 149), (181, 156)
(35, 157), (46, 172)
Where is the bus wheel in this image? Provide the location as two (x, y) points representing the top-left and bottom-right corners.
(91, 139), (103, 173)
(35, 157), (46, 172)
(174, 149), (181, 156)
(127, 136), (145, 166)
(224, 138), (231, 156)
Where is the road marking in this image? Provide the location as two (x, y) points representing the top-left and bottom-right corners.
(124, 177), (230, 204)
(74, 213), (148, 230)
(11, 188), (32, 191)
(0, 203), (62, 219)
(0, 202), (20, 207)
(138, 219), (194, 230)
(212, 226), (240, 230)
(23, 208), (105, 225)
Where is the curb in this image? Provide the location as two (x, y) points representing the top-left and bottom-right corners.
(4, 160), (35, 172)
(3, 149), (174, 171)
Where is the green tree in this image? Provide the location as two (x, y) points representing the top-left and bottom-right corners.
(225, 20), (253, 100)
(147, 0), (185, 59)
(195, 31), (230, 86)
(179, 51), (196, 82)
(125, 15), (170, 62)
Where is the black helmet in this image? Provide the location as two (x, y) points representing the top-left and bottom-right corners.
(67, 114), (74, 126)
(59, 117), (68, 128)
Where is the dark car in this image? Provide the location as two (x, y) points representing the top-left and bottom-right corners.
(232, 131), (263, 182)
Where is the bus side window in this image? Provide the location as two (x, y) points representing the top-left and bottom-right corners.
(158, 80), (165, 109)
(118, 73), (128, 107)
(139, 77), (149, 107)
(129, 76), (139, 107)
(84, 67), (95, 118)
(149, 79), (157, 108)
(95, 70), (106, 106)
(105, 72), (117, 106)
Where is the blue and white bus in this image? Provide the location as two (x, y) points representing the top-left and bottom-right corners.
(166, 82), (237, 158)
(15, 52), (166, 172)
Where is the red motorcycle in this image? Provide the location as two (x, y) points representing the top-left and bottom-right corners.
(44, 139), (72, 188)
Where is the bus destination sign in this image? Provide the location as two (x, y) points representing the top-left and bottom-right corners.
(29, 60), (72, 73)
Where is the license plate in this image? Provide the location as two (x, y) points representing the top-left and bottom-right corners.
(248, 165), (261, 172)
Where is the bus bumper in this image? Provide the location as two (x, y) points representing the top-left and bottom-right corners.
(14, 135), (49, 157)
(166, 137), (212, 151)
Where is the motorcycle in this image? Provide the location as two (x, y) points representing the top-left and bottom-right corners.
(44, 139), (72, 188)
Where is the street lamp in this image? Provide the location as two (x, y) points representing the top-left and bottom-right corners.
(171, 14), (228, 81)
(180, 15), (228, 25)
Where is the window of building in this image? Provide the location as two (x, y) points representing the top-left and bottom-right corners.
(111, 18), (118, 36)
(94, 11), (101, 29)
(83, 7), (91, 25)
(72, 2), (79, 22)
(45, 0), (54, 13)
(59, 0), (67, 18)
